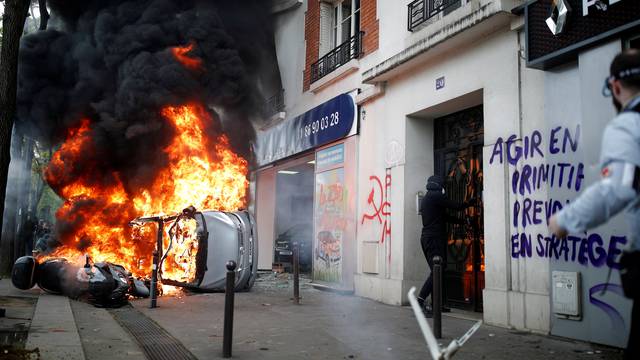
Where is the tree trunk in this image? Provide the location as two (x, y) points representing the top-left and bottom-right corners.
(0, 0), (32, 274)
(1, 132), (23, 269)
(14, 137), (35, 258)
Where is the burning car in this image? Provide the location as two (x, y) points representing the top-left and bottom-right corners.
(131, 207), (258, 292)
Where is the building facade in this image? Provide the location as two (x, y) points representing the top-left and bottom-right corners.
(253, 0), (640, 348)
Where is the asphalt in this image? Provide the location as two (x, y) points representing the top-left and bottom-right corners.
(0, 273), (626, 360)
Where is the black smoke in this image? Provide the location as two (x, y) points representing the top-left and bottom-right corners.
(16, 0), (275, 190)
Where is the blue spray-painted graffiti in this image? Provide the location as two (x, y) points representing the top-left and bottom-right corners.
(490, 124), (628, 269)
(589, 283), (626, 329)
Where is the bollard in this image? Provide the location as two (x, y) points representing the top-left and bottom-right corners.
(150, 219), (164, 309)
(293, 242), (300, 304)
(149, 249), (159, 309)
(223, 260), (237, 358)
(433, 256), (442, 339)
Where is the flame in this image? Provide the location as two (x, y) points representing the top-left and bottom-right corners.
(44, 103), (249, 289)
(171, 43), (202, 71)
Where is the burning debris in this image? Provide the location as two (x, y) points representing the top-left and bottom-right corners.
(12, 255), (149, 308)
(12, 0), (273, 296)
(12, 207), (257, 306)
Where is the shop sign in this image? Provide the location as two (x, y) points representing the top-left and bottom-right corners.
(316, 143), (344, 170)
(546, 0), (571, 35)
(524, 0), (640, 69)
(255, 93), (357, 166)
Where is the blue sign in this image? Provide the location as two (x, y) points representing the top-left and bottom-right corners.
(316, 143), (344, 169)
(256, 93), (357, 166)
(436, 76), (445, 90)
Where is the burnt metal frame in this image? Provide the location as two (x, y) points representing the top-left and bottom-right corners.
(310, 31), (364, 84)
(407, 0), (463, 32)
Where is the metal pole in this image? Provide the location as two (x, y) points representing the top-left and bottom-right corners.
(433, 255), (442, 339)
(223, 260), (237, 358)
(293, 241), (300, 304)
(150, 219), (163, 309)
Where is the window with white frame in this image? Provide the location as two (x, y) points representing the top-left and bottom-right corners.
(319, 0), (360, 56)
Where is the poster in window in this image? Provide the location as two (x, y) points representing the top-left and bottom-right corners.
(314, 167), (346, 283)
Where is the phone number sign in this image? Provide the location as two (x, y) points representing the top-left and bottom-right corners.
(256, 93), (356, 166)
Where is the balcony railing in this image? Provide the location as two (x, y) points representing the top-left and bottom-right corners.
(264, 89), (285, 116)
(310, 31), (364, 84)
(408, 0), (462, 32)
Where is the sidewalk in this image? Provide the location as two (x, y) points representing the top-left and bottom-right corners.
(0, 274), (625, 359)
(131, 273), (623, 360)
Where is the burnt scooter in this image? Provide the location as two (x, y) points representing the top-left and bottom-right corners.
(11, 255), (149, 307)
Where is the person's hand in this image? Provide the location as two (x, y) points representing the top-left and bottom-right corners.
(549, 215), (568, 238)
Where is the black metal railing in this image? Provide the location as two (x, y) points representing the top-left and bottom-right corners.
(310, 31), (364, 84)
(264, 89), (285, 116)
(408, 0), (462, 32)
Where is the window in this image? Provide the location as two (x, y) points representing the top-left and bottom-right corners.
(320, 0), (360, 56)
(333, 0), (360, 47)
(313, 0), (363, 83)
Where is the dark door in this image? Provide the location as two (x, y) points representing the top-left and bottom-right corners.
(434, 105), (484, 312)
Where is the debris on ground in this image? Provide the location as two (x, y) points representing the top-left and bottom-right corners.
(253, 271), (313, 293)
(0, 345), (40, 360)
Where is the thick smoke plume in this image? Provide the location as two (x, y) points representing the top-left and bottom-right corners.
(17, 0), (274, 175)
(15, 0), (275, 257)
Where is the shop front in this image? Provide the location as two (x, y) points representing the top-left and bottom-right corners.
(521, 0), (640, 347)
(254, 92), (359, 290)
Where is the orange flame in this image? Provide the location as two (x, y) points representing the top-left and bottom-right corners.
(171, 43), (202, 71)
(44, 103), (249, 286)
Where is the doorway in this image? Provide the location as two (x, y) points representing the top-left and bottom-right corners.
(273, 157), (315, 273)
(434, 105), (485, 312)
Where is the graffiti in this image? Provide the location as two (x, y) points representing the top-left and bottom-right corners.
(319, 182), (344, 207)
(361, 170), (392, 263)
(589, 283), (626, 330)
(361, 172), (391, 243)
(490, 125), (628, 268)
(510, 233), (626, 269)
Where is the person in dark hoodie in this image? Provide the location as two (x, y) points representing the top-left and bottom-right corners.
(417, 174), (474, 315)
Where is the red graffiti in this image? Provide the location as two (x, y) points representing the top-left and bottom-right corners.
(361, 172), (391, 245)
(319, 182), (344, 207)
